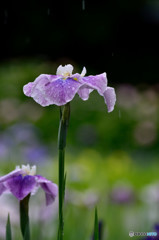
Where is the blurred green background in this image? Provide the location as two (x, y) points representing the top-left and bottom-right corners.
(0, 0), (159, 239)
(0, 59), (158, 240)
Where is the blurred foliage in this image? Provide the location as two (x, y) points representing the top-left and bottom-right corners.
(0, 59), (159, 240)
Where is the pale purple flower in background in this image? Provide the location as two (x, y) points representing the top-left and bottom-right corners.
(7, 123), (38, 144)
(0, 164), (58, 205)
(0, 138), (9, 158)
(23, 64), (116, 112)
(110, 183), (134, 204)
(21, 144), (50, 164)
(0, 133), (13, 159)
(0, 123), (51, 164)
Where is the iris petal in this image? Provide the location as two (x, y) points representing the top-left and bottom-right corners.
(36, 175), (58, 205)
(103, 87), (116, 112)
(5, 175), (36, 200)
(0, 183), (7, 195)
(23, 66), (116, 112)
(78, 86), (94, 100)
(81, 73), (107, 95)
(0, 169), (23, 183)
(23, 74), (84, 106)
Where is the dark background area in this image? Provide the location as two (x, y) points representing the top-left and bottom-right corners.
(0, 0), (159, 84)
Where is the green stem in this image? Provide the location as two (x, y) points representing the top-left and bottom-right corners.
(20, 194), (30, 240)
(57, 103), (70, 240)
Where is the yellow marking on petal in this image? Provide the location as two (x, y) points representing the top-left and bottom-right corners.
(73, 77), (78, 81)
(63, 72), (70, 78)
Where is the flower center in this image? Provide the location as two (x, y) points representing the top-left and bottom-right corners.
(56, 64), (73, 78)
(16, 164), (36, 176)
(56, 64), (87, 80)
(62, 72), (71, 79)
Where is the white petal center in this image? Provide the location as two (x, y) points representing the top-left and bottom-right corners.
(16, 164), (37, 176)
(56, 64), (87, 79)
(56, 64), (74, 77)
(81, 67), (86, 77)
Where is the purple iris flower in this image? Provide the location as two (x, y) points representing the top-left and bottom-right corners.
(23, 64), (116, 112)
(0, 165), (58, 205)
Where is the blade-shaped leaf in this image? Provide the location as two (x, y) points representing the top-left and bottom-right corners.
(94, 208), (99, 240)
(6, 214), (12, 240)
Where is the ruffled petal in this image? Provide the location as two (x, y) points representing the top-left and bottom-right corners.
(78, 85), (94, 101)
(103, 87), (116, 112)
(81, 73), (107, 95)
(23, 74), (59, 106)
(5, 175), (36, 200)
(0, 169), (24, 183)
(41, 77), (82, 106)
(23, 68), (116, 112)
(23, 82), (33, 97)
(24, 74), (83, 106)
(0, 183), (7, 195)
(36, 175), (58, 205)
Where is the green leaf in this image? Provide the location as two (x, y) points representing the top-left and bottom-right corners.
(6, 214), (12, 240)
(94, 207), (99, 240)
